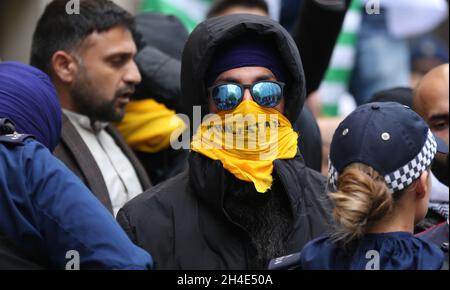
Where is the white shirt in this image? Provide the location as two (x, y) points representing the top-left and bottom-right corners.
(64, 110), (143, 216)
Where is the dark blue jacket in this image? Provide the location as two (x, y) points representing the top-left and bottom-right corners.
(299, 232), (444, 270)
(416, 221), (449, 270)
(0, 135), (152, 269)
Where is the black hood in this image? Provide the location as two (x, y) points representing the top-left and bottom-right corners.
(180, 14), (306, 125)
(136, 12), (189, 60)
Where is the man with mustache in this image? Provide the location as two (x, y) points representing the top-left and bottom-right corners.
(118, 14), (331, 269)
(30, 0), (151, 216)
(414, 63), (449, 147)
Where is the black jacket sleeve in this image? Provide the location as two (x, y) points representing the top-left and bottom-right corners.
(0, 235), (46, 269)
(292, 0), (349, 95)
(133, 46), (182, 111)
(116, 208), (138, 245)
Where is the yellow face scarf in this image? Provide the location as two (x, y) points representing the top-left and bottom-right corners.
(115, 99), (186, 153)
(191, 100), (298, 193)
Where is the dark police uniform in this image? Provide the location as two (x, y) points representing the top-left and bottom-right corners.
(0, 119), (46, 268)
(298, 232), (444, 270)
(0, 118), (152, 269)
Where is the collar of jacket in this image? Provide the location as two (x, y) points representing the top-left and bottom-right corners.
(63, 109), (108, 134)
(57, 113), (152, 213)
(188, 151), (307, 223)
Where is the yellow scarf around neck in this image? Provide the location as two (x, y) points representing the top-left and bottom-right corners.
(191, 100), (298, 193)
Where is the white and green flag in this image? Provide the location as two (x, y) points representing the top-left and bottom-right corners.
(319, 0), (362, 117)
(140, 0), (213, 32)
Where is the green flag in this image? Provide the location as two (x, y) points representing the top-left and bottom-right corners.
(320, 0), (362, 117)
(140, 0), (213, 32)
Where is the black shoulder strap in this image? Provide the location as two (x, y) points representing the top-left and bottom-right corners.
(0, 133), (34, 146)
(268, 252), (302, 270)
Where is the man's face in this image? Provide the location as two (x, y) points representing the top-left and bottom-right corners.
(208, 66), (285, 113)
(415, 65), (449, 145)
(70, 25), (141, 122)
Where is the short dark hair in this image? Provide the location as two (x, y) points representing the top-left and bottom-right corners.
(207, 0), (269, 18)
(30, 0), (136, 75)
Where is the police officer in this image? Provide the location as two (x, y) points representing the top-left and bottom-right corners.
(0, 62), (152, 269)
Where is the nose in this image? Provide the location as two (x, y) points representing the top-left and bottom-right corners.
(242, 87), (252, 101)
(123, 60), (142, 85)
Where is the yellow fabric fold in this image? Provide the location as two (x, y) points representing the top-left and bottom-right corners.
(116, 99), (186, 153)
(191, 100), (298, 193)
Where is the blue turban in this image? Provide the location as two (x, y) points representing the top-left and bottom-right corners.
(206, 34), (287, 87)
(0, 62), (61, 151)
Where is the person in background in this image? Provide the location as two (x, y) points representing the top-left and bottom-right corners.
(369, 87), (414, 108)
(0, 62), (152, 269)
(279, 0), (303, 32)
(116, 12), (189, 185)
(349, 0), (448, 105)
(410, 35), (449, 88)
(299, 102), (446, 270)
(30, 0), (151, 216)
(290, 0), (350, 173)
(416, 131), (449, 270)
(413, 63), (449, 146)
(413, 65), (450, 236)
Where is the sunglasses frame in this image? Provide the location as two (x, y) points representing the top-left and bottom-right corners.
(208, 80), (286, 111)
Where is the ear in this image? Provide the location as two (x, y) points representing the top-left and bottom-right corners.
(416, 170), (430, 200)
(51, 51), (79, 84)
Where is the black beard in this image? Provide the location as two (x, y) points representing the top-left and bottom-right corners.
(70, 85), (123, 122)
(69, 68), (133, 123)
(224, 172), (293, 269)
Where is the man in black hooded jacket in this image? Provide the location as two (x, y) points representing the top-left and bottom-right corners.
(117, 14), (331, 270)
